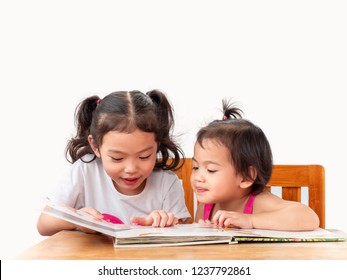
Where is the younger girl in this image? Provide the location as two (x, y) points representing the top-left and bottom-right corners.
(37, 90), (191, 236)
(191, 100), (319, 231)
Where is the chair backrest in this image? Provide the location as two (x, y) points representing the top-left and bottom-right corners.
(174, 159), (325, 228)
(174, 158), (195, 223)
(267, 165), (325, 228)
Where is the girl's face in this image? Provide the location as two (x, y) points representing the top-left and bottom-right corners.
(90, 129), (158, 195)
(191, 139), (244, 204)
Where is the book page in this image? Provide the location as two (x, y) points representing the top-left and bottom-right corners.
(113, 224), (236, 247)
(113, 224), (346, 247)
(228, 228), (343, 239)
(114, 223), (234, 238)
(43, 199), (131, 237)
(224, 228), (347, 242)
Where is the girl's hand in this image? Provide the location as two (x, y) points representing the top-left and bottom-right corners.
(73, 207), (103, 233)
(212, 210), (254, 229)
(131, 210), (178, 227)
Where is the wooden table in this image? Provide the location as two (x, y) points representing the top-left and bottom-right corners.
(16, 230), (347, 260)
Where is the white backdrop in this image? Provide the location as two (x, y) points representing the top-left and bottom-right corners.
(1, 0), (346, 260)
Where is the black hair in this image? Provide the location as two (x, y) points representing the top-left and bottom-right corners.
(196, 98), (273, 192)
(65, 90), (184, 170)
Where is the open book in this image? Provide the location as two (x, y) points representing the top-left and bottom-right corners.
(112, 224), (346, 247)
(43, 200), (346, 247)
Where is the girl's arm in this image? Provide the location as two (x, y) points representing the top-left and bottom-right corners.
(213, 192), (320, 231)
(250, 200), (320, 231)
(251, 192), (319, 230)
(37, 205), (103, 236)
(37, 207), (76, 236)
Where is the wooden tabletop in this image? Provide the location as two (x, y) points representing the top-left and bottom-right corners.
(16, 230), (347, 260)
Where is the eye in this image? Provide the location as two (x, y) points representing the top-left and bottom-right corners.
(207, 169), (217, 173)
(110, 157), (123, 161)
(192, 166), (198, 171)
(139, 155), (151, 160)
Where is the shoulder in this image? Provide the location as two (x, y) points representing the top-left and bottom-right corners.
(69, 155), (100, 171)
(253, 190), (298, 213)
(66, 155), (104, 183)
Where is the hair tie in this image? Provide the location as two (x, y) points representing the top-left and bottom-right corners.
(96, 98), (102, 105)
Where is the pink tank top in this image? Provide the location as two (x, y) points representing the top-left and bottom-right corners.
(203, 192), (257, 220)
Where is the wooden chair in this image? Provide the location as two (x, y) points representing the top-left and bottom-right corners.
(174, 159), (325, 228)
(174, 158), (195, 223)
(267, 165), (325, 228)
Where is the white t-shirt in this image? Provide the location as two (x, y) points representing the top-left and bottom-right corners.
(48, 155), (191, 224)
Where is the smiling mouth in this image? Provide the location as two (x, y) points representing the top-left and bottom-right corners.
(123, 178), (139, 185)
(195, 187), (208, 193)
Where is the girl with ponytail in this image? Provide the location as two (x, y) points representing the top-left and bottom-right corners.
(37, 90), (190, 236)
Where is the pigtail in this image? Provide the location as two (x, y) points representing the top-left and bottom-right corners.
(146, 89), (185, 170)
(65, 95), (99, 163)
(146, 89), (174, 135)
(222, 98), (243, 120)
